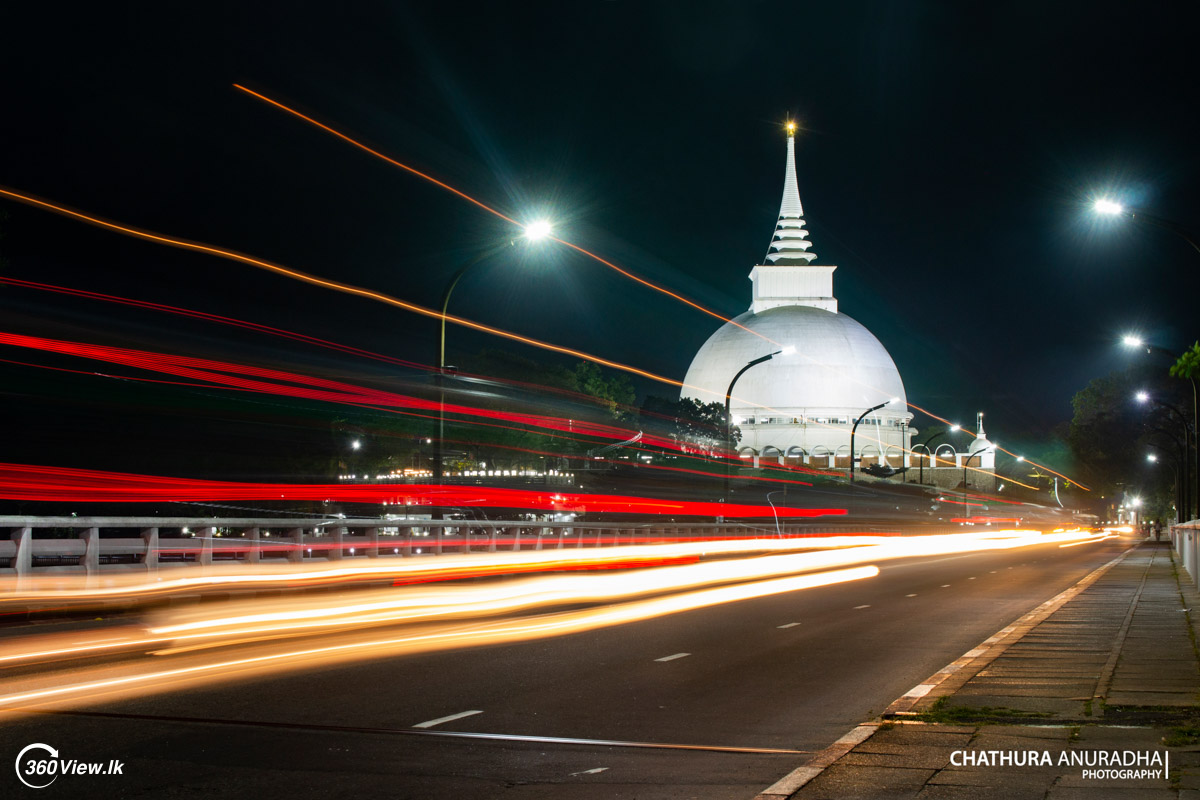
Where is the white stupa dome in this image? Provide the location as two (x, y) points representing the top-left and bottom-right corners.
(678, 126), (913, 461)
(681, 305), (907, 419)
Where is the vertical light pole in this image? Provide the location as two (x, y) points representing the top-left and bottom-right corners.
(1136, 391), (1193, 521)
(435, 221), (554, 505)
(1147, 450), (1182, 524)
(1125, 335), (1198, 521)
(914, 424), (961, 486)
(849, 397), (899, 483)
(723, 347), (793, 506)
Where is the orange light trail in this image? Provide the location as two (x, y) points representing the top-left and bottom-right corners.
(232, 84), (767, 341)
(0, 186), (689, 391)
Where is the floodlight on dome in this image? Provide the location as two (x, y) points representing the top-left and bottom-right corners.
(1093, 199), (1124, 216)
(950, 424), (962, 432)
(780, 345), (796, 356)
(887, 396), (900, 405)
(523, 220), (553, 241)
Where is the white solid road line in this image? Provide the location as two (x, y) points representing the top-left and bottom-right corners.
(655, 652), (691, 662)
(905, 594), (917, 597)
(854, 605), (870, 609)
(941, 584), (951, 588)
(413, 709), (483, 729)
(777, 622), (801, 629)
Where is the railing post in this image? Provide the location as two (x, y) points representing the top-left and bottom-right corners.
(13, 526), (32, 590)
(328, 525), (345, 560)
(289, 527), (304, 563)
(198, 527), (214, 567)
(83, 527), (100, 578)
(434, 524), (443, 555)
(368, 527), (380, 558)
(141, 527), (159, 571)
(245, 527), (260, 563)
(489, 526), (499, 553)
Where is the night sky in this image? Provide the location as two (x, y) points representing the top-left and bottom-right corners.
(1, 2), (1198, 477)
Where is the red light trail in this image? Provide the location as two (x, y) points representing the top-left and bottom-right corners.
(0, 463), (845, 518)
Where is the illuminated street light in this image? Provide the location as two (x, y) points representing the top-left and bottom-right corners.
(434, 224), (554, 498)
(1122, 334), (1144, 349)
(350, 440), (361, 451)
(1094, 198), (1124, 215)
(1148, 453), (1158, 463)
(523, 220), (553, 241)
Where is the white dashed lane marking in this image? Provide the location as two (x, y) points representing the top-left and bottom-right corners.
(655, 652), (691, 662)
(777, 622), (801, 629)
(906, 593), (918, 597)
(941, 584), (951, 588)
(854, 605), (870, 609)
(414, 710), (483, 729)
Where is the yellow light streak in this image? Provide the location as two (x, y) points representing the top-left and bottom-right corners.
(0, 566), (877, 712)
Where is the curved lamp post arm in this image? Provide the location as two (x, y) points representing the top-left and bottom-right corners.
(849, 401), (888, 483)
(722, 349), (782, 505)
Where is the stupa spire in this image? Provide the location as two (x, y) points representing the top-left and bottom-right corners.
(765, 124), (818, 265)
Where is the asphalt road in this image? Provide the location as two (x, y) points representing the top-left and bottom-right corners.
(1, 533), (1133, 799)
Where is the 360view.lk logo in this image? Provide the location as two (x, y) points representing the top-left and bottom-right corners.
(15, 743), (124, 789)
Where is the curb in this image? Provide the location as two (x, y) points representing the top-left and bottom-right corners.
(752, 541), (1137, 799)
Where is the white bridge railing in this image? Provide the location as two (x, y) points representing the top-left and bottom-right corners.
(0, 515), (884, 584)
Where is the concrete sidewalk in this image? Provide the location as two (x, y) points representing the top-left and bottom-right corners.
(760, 538), (1200, 799)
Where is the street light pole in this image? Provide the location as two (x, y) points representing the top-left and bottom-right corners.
(849, 398), (898, 483)
(433, 221), (554, 509)
(435, 251), (497, 495)
(723, 349), (786, 506)
(961, 450), (986, 515)
(914, 425), (961, 486)
(1136, 391), (1193, 521)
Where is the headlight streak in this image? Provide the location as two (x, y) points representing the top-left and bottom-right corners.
(0, 566), (881, 713)
(1058, 533), (1117, 548)
(0, 528), (1106, 673)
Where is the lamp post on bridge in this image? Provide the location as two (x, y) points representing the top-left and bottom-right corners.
(434, 220), (554, 515)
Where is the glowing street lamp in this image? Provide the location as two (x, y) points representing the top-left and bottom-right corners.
(1094, 198), (1124, 216)
(435, 220), (555, 492)
(523, 219), (553, 241)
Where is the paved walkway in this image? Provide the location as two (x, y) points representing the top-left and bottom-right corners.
(759, 538), (1200, 799)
